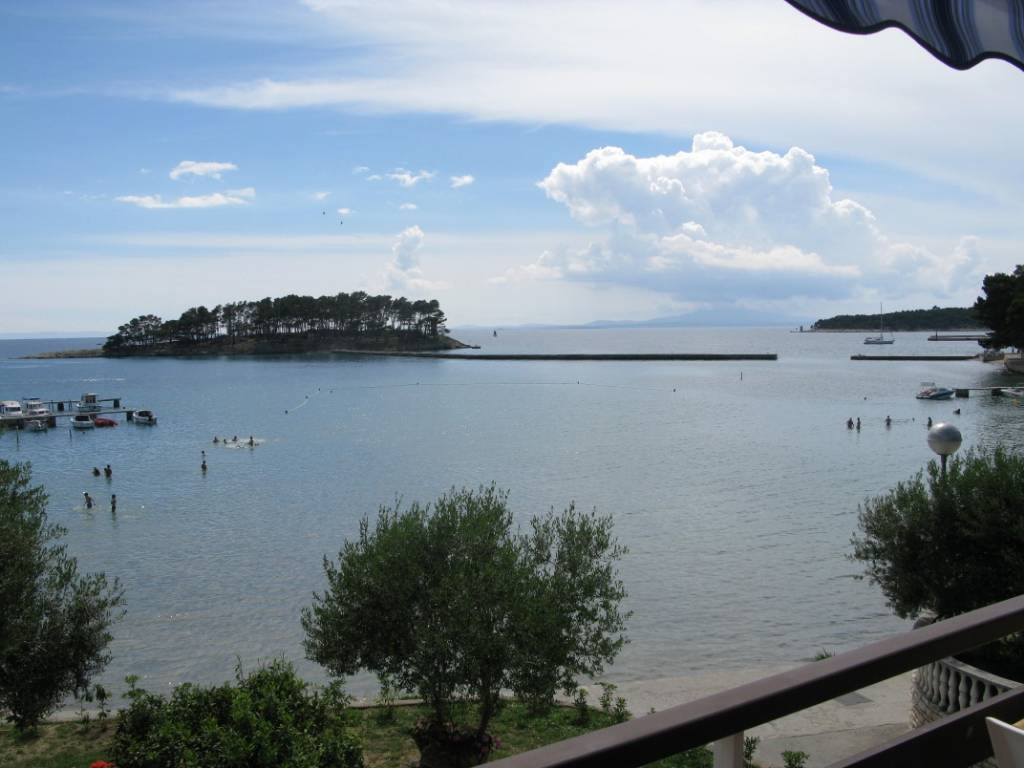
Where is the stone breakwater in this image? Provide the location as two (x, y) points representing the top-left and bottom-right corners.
(331, 351), (778, 361)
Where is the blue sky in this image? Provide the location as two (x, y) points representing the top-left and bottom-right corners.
(3, 1), (1023, 334)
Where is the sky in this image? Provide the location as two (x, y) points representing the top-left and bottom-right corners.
(2, 0), (1024, 334)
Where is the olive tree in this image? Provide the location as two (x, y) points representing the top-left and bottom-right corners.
(302, 485), (629, 768)
(0, 460), (125, 731)
(852, 448), (1024, 671)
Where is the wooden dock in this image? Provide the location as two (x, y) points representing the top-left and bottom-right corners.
(0, 394), (128, 429)
(332, 351), (778, 361)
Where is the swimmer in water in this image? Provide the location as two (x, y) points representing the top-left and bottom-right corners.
(213, 436), (220, 444)
(885, 415), (892, 427)
(83, 492), (93, 510)
(201, 460), (208, 473)
(111, 494), (117, 514)
(92, 467), (101, 476)
(927, 417), (933, 427)
(847, 418), (854, 429)
(104, 464), (112, 479)
(248, 436), (254, 446)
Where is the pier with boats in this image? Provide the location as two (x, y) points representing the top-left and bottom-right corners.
(0, 393), (157, 431)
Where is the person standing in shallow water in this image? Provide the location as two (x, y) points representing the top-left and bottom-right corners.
(83, 492), (93, 509)
(201, 460), (207, 473)
(104, 464), (112, 479)
(111, 494), (117, 514)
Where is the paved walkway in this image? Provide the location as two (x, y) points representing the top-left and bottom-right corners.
(590, 666), (914, 768)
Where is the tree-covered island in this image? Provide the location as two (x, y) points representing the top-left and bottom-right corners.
(811, 306), (984, 332)
(103, 292), (466, 356)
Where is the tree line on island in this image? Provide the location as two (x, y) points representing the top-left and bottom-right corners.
(103, 292), (449, 353)
(812, 265), (1024, 350)
(811, 306), (983, 332)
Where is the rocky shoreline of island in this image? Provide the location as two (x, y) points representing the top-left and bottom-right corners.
(23, 334), (473, 359)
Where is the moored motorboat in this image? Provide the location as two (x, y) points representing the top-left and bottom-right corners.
(916, 382), (956, 400)
(22, 398), (51, 417)
(92, 416), (118, 427)
(75, 393), (103, 413)
(133, 409), (157, 425)
(71, 414), (95, 429)
(1, 400), (24, 418)
(1002, 387), (1024, 399)
(26, 419), (48, 432)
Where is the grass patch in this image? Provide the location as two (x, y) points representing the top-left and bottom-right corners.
(0, 720), (115, 768)
(1, 705), (724, 767)
(347, 702), (717, 768)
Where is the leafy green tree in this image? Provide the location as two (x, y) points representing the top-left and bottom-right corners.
(0, 460), (125, 731)
(302, 486), (629, 768)
(974, 265), (1024, 349)
(851, 448), (1024, 670)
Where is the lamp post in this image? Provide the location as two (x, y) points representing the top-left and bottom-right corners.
(927, 422), (962, 476)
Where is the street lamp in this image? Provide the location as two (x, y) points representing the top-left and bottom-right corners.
(927, 422), (962, 476)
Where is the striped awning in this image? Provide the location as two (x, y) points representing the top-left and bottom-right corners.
(785, 0), (1024, 72)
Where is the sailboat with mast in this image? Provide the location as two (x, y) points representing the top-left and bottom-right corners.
(864, 304), (895, 345)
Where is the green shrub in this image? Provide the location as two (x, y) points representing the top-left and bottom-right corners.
(111, 660), (362, 768)
(852, 447), (1024, 672)
(782, 749), (809, 768)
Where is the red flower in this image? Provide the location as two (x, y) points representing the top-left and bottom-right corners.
(90, 761), (115, 768)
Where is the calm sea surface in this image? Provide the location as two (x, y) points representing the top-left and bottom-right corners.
(1, 327), (1020, 701)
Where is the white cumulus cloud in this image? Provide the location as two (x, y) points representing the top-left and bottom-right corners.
(169, 160), (238, 181)
(116, 188), (255, 209)
(311, 190), (330, 201)
(399, 202), (418, 210)
(385, 224), (444, 291)
(450, 174), (474, 188)
(387, 168), (434, 187)
(337, 207), (352, 215)
(500, 132), (979, 306)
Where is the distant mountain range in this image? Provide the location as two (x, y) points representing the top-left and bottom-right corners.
(457, 307), (809, 331)
(456, 306), (987, 332)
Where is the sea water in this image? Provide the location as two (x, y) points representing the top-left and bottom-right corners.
(0, 327), (1018, 700)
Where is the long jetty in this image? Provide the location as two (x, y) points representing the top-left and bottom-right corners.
(332, 350), (777, 361)
(928, 333), (990, 341)
(851, 354), (976, 361)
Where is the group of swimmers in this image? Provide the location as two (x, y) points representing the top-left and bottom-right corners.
(91, 464), (113, 478)
(212, 435), (256, 447)
(847, 410), (961, 431)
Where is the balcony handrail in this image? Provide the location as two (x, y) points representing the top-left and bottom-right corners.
(488, 594), (1024, 768)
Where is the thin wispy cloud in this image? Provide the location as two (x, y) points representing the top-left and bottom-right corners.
(450, 174), (474, 188)
(169, 160), (238, 181)
(366, 174), (382, 181)
(311, 190), (330, 200)
(337, 207), (352, 215)
(116, 187), (255, 209)
(166, 1), (1024, 199)
(352, 165), (370, 174)
(399, 202), (417, 210)
(388, 168), (434, 187)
